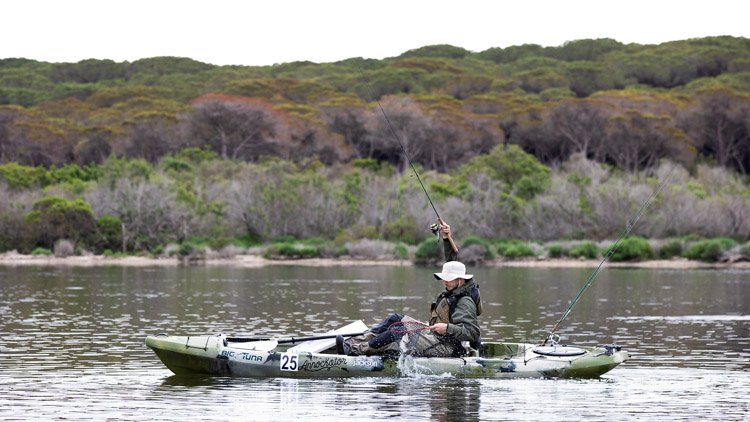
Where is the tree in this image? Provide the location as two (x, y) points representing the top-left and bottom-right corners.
(604, 110), (696, 173)
(73, 126), (119, 165)
(24, 196), (96, 248)
(566, 61), (621, 97)
(119, 111), (181, 163)
(317, 94), (371, 159)
(49, 59), (126, 84)
(680, 87), (750, 174)
(187, 94), (290, 161)
(7, 119), (75, 167)
(540, 98), (613, 163)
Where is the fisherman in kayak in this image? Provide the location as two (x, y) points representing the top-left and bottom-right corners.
(337, 222), (482, 357)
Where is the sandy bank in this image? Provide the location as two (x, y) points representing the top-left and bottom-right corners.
(0, 251), (748, 270)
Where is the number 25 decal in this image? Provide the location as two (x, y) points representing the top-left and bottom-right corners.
(280, 353), (298, 371)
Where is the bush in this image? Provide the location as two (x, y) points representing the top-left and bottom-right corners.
(383, 215), (423, 245)
(31, 247), (52, 255)
(94, 215), (123, 253)
(461, 236), (495, 260)
(414, 239), (442, 264)
(658, 240), (683, 259)
(610, 236), (654, 262)
(715, 237), (737, 251)
(682, 239), (724, 262)
(547, 245), (567, 258)
(267, 242), (320, 259)
(177, 243), (195, 257)
(496, 238), (525, 256)
(54, 240), (75, 257)
(393, 243), (408, 259)
(740, 244), (750, 258)
(570, 241), (599, 259)
(344, 239), (392, 259)
(503, 244), (536, 259)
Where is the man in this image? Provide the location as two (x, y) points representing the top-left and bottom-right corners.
(336, 222), (482, 357)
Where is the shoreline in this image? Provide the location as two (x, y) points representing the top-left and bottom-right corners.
(1, 251), (748, 270)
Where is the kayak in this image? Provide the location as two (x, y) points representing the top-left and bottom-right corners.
(145, 322), (629, 379)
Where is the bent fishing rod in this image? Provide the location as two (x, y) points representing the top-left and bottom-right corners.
(542, 166), (675, 346)
(355, 62), (457, 252)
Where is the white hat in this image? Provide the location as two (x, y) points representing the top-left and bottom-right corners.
(433, 261), (473, 281)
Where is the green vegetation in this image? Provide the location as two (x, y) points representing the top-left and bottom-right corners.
(415, 239), (442, 263)
(547, 245), (567, 258)
(609, 236), (655, 262)
(658, 240), (683, 259)
(682, 239), (726, 262)
(1, 37), (750, 264)
(570, 242), (600, 259)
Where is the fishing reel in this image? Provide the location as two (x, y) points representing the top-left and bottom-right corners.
(545, 333), (560, 346)
(430, 223), (441, 241)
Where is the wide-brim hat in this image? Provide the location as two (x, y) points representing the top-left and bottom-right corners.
(433, 261), (473, 281)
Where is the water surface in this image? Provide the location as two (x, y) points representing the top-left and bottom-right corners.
(1, 265), (748, 420)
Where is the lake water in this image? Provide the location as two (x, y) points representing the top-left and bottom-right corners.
(1, 264), (748, 421)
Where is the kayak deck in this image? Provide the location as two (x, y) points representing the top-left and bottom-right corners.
(146, 334), (629, 379)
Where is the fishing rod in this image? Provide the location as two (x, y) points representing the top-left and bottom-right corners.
(354, 62), (458, 252)
(542, 166), (675, 346)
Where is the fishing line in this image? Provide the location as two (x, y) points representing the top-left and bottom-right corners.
(542, 164), (676, 345)
(354, 62), (457, 252)
(354, 62), (441, 219)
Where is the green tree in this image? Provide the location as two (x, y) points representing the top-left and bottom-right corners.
(24, 196), (96, 248)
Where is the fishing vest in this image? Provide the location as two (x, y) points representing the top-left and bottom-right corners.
(429, 282), (483, 349)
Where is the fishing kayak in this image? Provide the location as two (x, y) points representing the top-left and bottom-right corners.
(145, 323), (629, 379)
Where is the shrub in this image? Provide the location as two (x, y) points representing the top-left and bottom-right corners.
(461, 236), (495, 260)
(682, 239), (724, 262)
(460, 244), (489, 265)
(658, 240), (683, 259)
(414, 239), (442, 264)
(54, 240), (75, 257)
(547, 245), (566, 258)
(31, 247), (52, 255)
(344, 239), (392, 259)
(267, 242), (320, 258)
(94, 215), (123, 253)
(383, 215), (423, 245)
(177, 243), (195, 257)
(217, 245), (245, 259)
(740, 244), (750, 258)
(503, 244), (536, 259)
(103, 249), (115, 257)
(610, 236), (654, 262)
(570, 241), (599, 259)
(496, 238), (525, 256)
(393, 243), (408, 259)
(715, 237), (737, 251)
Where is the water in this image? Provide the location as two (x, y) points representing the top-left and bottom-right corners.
(1, 265), (748, 421)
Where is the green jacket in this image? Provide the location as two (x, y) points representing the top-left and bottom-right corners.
(439, 239), (481, 344)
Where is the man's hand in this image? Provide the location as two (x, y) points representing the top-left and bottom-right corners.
(440, 222), (451, 239)
(429, 323), (448, 335)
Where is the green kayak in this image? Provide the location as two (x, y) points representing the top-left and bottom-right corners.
(146, 325), (629, 379)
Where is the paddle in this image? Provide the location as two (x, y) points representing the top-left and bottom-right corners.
(226, 332), (367, 345)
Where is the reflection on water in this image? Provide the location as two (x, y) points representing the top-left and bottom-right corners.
(1, 265), (748, 420)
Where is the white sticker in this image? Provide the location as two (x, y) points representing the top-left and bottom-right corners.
(280, 353), (299, 371)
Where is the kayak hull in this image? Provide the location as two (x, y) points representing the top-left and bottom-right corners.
(145, 334), (629, 379)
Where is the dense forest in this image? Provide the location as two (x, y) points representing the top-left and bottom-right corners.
(1, 37), (749, 261)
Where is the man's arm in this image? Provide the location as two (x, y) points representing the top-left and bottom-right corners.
(440, 222), (458, 262)
(445, 297), (480, 343)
